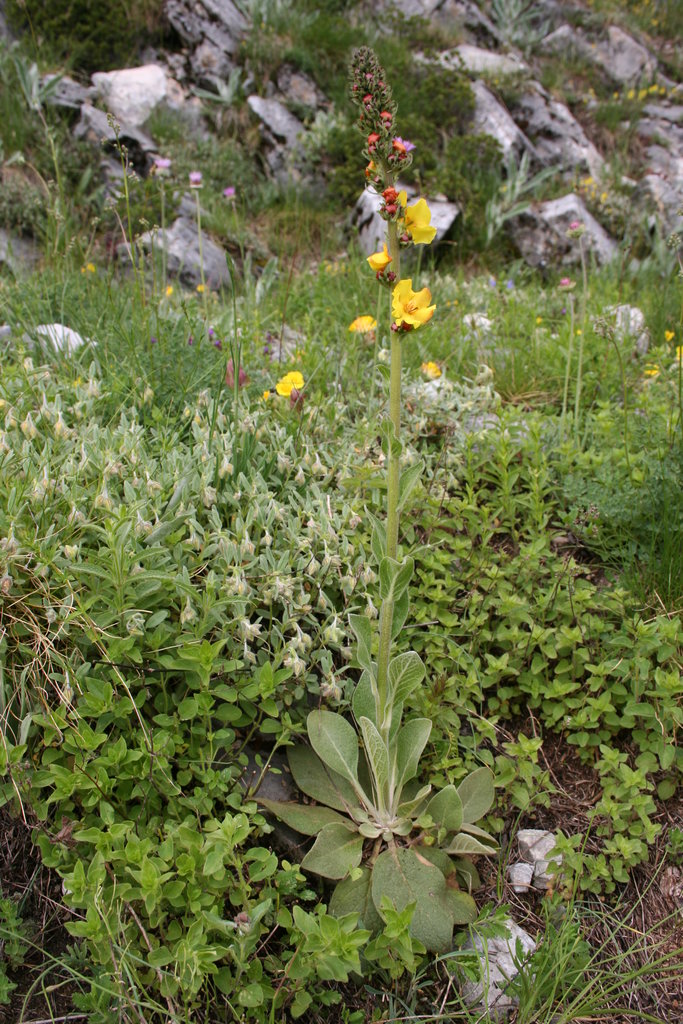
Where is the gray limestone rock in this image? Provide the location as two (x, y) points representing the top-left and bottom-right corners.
(74, 104), (156, 173)
(593, 26), (657, 87)
(512, 82), (604, 179)
(276, 65), (329, 114)
(133, 216), (231, 289)
(247, 95), (303, 148)
(0, 229), (40, 275)
(608, 304), (650, 355)
(507, 862), (534, 893)
(445, 43), (528, 76)
(91, 64), (169, 127)
(462, 918), (536, 1019)
(471, 81), (535, 161)
(541, 23), (656, 87)
(246, 95), (304, 178)
(533, 855), (563, 889)
(165, 0), (247, 83)
(42, 74), (92, 110)
(509, 193), (617, 268)
(517, 829), (558, 863)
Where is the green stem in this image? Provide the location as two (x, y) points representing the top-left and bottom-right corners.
(561, 294), (575, 441)
(574, 239), (588, 446)
(375, 215), (402, 738)
(607, 334), (632, 479)
(195, 189), (208, 319)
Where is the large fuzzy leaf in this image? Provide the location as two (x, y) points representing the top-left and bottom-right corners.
(391, 589), (410, 641)
(307, 710), (359, 786)
(371, 847), (454, 952)
(359, 716), (389, 799)
(445, 832), (498, 856)
(352, 670), (378, 728)
(397, 459), (424, 512)
(258, 799), (351, 836)
(287, 744), (358, 813)
(415, 847), (478, 924)
(329, 867), (383, 932)
(425, 786), (463, 833)
(388, 651), (425, 705)
(349, 614), (373, 673)
(300, 822), (364, 880)
(457, 767), (495, 823)
(392, 718), (432, 797)
(379, 555), (414, 603)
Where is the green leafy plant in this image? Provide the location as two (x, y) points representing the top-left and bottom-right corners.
(260, 48), (497, 954)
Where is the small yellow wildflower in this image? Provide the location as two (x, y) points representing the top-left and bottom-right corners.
(536, 316), (543, 325)
(627, 88), (635, 100)
(348, 315), (377, 333)
(644, 364), (660, 377)
(196, 283), (206, 293)
(600, 192), (608, 202)
(275, 371), (304, 397)
(262, 390), (271, 401)
(665, 330), (675, 343)
(421, 361), (442, 379)
(576, 329), (582, 336)
(397, 192), (437, 245)
(367, 244), (392, 272)
(165, 285), (174, 296)
(392, 279), (436, 329)
(81, 263), (96, 274)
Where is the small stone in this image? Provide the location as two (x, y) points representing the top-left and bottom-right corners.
(507, 862), (534, 893)
(462, 917), (536, 1019)
(608, 304), (650, 355)
(533, 855), (563, 890)
(517, 828), (557, 863)
(34, 324), (88, 355)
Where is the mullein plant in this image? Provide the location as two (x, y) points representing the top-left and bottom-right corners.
(260, 48), (497, 953)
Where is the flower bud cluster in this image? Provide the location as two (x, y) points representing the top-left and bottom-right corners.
(350, 47), (413, 188)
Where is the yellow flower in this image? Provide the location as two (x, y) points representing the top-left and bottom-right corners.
(644, 364), (659, 377)
(262, 390), (271, 401)
(627, 88), (635, 100)
(275, 371), (304, 397)
(367, 244), (392, 273)
(398, 191), (437, 245)
(536, 316), (543, 325)
(81, 262), (96, 274)
(421, 361), (441, 379)
(348, 315), (377, 333)
(392, 279), (436, 329)
(576, 329), (582, 336)
(665, 330), (675, 343)
(165, 285), (174, 296)
(196, 283), (206, 293)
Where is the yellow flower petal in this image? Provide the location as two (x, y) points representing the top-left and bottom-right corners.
(421, 361), (441, 379)
(367, 244), (392, 272)
(392, 279), (436, 329)
(275, 371), (305, 397)
(348, 315), (377, 332)
(404, 197), (437, 245)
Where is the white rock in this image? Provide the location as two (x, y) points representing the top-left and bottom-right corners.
(471, 81), (534, 161)
(448, 44), (528, 76)
(92, 64), (168, 128)
(533, 855), (563, 890)
(507, 862), (534, 892)
(509, 193), (617, 268)
(462, 918), (536, 1017)
(512, 82), (604, 179)
(518, 828), (557, 863)
(608, 304), (650, 355)
(34, 324), (88, 356)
